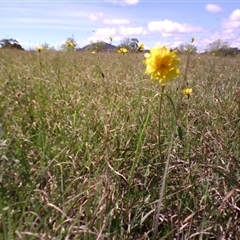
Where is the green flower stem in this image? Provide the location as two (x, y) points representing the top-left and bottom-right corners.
(153, 125), (175, 240)
(183, 49), (191, 87)
(176, 49), (191, 120)
(153, 88), (177, 239)
(158, 85), (165, 159)
(128, 108), (151, 189)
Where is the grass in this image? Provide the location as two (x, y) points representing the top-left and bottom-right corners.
(0, 49), (240, 239)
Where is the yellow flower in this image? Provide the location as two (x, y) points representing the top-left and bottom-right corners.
(137, 42), (144, 52)
(118, 47), (128, 54)
(191, 37), (195, 43)
(182, 88), (193, 96)
(92, 51), (96, 54)
(198, 56), (201, 59)
(36, 45), (42, 53)
(143, 44), (180, 85)
(67, 42), (74, 48)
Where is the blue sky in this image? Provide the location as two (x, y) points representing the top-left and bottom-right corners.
(1, 1), (240, 52)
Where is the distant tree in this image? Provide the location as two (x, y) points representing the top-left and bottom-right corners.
(217, 47), (240, 57)
(0, 38), (24, 50)
(61, 35), (77, 51)
(175, 43), (197, 54)
(119, 38), (131, 50)
(129, 38), (139, 51)
(119, 38), (139, 52)
(41, 43), (55, 51)
(204, 39), (240, 56)
(205, 39), (230, 54)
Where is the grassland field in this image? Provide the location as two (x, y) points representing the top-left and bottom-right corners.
(0, 49), (240, 239)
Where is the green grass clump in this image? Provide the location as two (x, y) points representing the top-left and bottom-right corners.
(0, 49), (240, 239)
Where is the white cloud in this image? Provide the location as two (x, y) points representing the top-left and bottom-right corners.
(86, 36), (109, 44)
(222, 28), (234, 35)
(103, 18), (130, 24)
(85, 35), (122, 45)
(124, 0), (139, 5)
(165, 40), (183, 49)
(94, 28), (117, 36)
(105, 0), (139, 5)
(119, 26), (144, 35)
(89, 13), (130, 25)
(230, 9), (240, 21)
(86, 27), (117, 44)
(148, 20), (203, 37)
(222, 9), (240, 30)
(89, 12), (103, 21)
(109, 35), (122, 42)
(233, 37), (240, 48)
(224, 20), (240, 29)
(200, 9), (240, 50)
(196, 29), (240, 52)
(205, 4), (223, 13)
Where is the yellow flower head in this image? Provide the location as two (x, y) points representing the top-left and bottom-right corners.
(92, 51), (96, 54)
(144, 44), (180, 85)
(118, 47), (128, 54)
(182, 88), (193, 96)
(36, 45), (42, 53)
(67, 42), (74, 48)
(191, 37), (195, 43)
(137, 42), (144, 52)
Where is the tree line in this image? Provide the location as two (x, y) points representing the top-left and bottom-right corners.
(1, 37), (240, 57)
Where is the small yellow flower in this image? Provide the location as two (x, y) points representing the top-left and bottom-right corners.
(137, 42), (144, 52)
(67, 42), (74, 48)
(36, 45), (42, 53)
(191, 37), (195, 43)
(118, 47), (128, 54)
(144, 44), (180, 85)
(92, 51), (96, 54)
(198, 56), (201, 59)
(182, 88), (193, 97)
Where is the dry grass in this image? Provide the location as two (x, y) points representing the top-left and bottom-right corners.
(0, 49), (240, 239)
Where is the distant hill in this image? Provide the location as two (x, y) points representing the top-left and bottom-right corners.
(77, 41), (117, 52)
